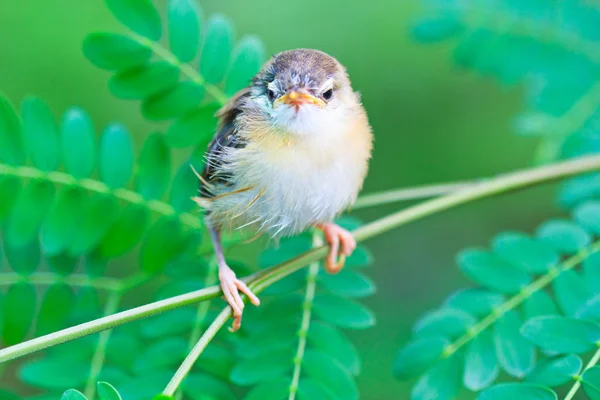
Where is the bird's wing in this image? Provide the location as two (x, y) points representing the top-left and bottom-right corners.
(200, 88), (251, 197)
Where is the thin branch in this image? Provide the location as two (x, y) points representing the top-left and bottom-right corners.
(162, 307), (232, 396)
(444, 241), (600, 358)
(0, 272), (122, 291)
(564, 347), (600, 400)
(353, 180), (476, 209)
(288, 235), (321, 400)
(129, 33), (229, 106)
(2, 155), (600, 364)
(83, 291), (121, 399)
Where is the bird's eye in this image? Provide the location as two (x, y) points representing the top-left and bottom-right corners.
(267, 89), (276, 101)
(322, 88), (333, 101)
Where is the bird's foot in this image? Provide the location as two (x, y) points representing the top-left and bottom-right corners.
(316, 223), (357, 274)
(218, 263), (260, 332)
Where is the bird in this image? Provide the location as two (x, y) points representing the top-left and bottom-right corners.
(195, 48), (373, 331)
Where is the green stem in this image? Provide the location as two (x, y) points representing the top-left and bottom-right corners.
(129, 33), (229, 106)
(564, 347), (600, 400)
(288, 235), (321, 400)
(83, 291), (121, 399)
(444, 242), (600, 358)
(353, 180), (477, 209)
(162, 307), (232, 396)
(0, 164), (202, 229)
(2, 155), (600, 364)
(0, 272), (122, 291)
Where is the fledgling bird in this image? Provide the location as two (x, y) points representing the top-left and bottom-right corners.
(196, 49), (373, 331)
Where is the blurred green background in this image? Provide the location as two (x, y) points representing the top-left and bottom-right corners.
(0, 0), (565, 398)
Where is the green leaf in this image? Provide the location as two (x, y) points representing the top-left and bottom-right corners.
(244, 378), (289, 400)
(83, 32), (152, 70)
(99, 124), (134, 188)
(97, 382), (123, 400)
(457, 249), (531, 293)
(225, 35), (265, 96)
(168, 0), (202, 63)
(97, 204), (150, 258)
(61, 390), (87, 400)
(582, 366), (600, 400)
(183, 374), (236, 400)
(118, 371), (171, 400)
(36, 284), (75, 336)
(477, 383), (557, 400)
(536, 220), (591, 254)
(20, 358), (89, 390)
(584, 253), (600, 293)
(106, 333), (142, 371)
(317, 269), (375, 298)
(444, 289), (504, 317)
(2, 282), (36, 344)
(139, 217), (188, 274)
(60, 108), (96, 179)
(230, 349), (293, 386)
(68, 195), (119, 255)
(303, 351), (358, 400)
(313, 293), (375, 329)
(136, 133), (171, 200)
(0, 176), (21, 225)
(414, 308), (475, 339)
(170, 159), (201, 212)
(307, 322), (361, 376)
(524, 290), (559, 320)
(41, 187), (86, 255)
(492, 231), (559, 273)
(411, 16), (463, 43)
(140, 308), (196, 338)
(47, 252), (79, 275)
(200, 14), (234, 84)
(553, 270), (590, 316)
(525, 354), (582, 387)
(412, 353), (463, 400)
(166, 104), (219, 147)
(110, 61), (179, 100)
(237, 321), (297, 359)
(464, 329), (499, 391)
(0, 93), (25, 165)
(521, 316), (600, 353)
(576, 294), (600, 320)
(133, 337), (188, 374)
(105, 0), (162, 41)
(21, 97), (60, 172)
(142, 81), (205, 121)
(298, 379), (336, 400)
(574, 201), (600, 234)
(6, 181), (55, 247)
(345, 246), (374, 267)
(196, 343), (236, 380)
(393, 337), (448, 379)
(495, 310), (535, 377)
(4, 237), (41, 274)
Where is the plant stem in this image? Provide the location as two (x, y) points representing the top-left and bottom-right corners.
(0, 285), (221, 363)
(288, 235), (321, 400)
(0, 164), (202, 229)
(83, 291), (121, 399)
(2, 155), (600, 364)
(353, 180), (476, 209)
(129, 33), (229, 105)
(162, 307), (232, 396)
(0, 272), (122, 291)
(444, 242), (600, 358)
(564, 347), (600, 400)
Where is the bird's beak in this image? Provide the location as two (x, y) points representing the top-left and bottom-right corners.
(274, 89), (326, 109)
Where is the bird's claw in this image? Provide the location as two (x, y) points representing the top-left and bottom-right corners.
(218, 265), (260, 332)
(319, 223), (357, 274)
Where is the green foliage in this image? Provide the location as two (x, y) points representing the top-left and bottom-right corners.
(394, 205), (600, 399)
(83, 0), (266, 149)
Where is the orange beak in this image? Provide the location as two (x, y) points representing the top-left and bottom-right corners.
(274, 90), (326, 109)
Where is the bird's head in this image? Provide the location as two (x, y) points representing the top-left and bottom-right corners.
(250, 49), (358, 138)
